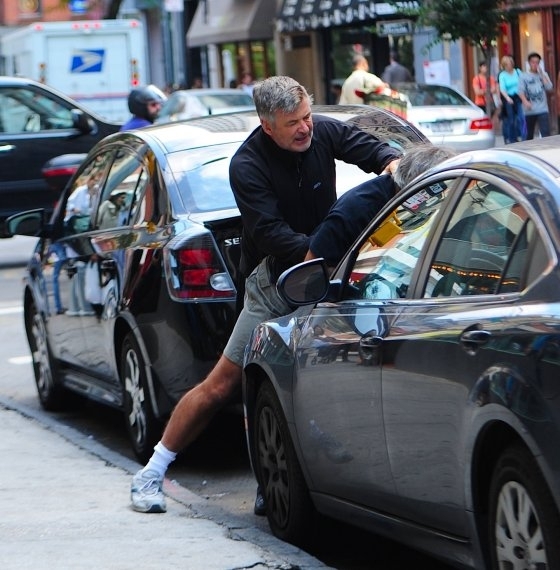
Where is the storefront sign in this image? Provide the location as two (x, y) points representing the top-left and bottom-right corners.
(376, 19), (412, 36)
(277, 0), (418, 33)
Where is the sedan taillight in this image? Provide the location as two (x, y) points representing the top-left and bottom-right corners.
(469, 117), (493, 130)
(164, 233), (236, 301)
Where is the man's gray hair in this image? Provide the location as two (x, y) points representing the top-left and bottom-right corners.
(252, 76), (313, 123)
(393, 143), (456, 190)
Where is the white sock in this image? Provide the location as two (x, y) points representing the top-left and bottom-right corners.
(142, 442), (177, 479)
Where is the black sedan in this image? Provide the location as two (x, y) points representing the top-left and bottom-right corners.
(6, 105), (426, 462)
(0, 76), (120, 236)
(243, 136), (560, 569)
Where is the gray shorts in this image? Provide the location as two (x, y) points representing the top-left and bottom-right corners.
(223, 257), (292, 366)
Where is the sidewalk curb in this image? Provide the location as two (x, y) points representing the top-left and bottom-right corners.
(0, 394), (330, 570)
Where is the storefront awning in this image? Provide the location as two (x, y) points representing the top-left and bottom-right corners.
(276, 0), (417, 33)
(187, 0), (276, 47)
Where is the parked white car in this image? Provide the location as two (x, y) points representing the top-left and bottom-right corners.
(393, 82), (496, 152)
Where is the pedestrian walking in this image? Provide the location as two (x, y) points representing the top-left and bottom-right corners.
(382, 50), (413, 88)
(498, 55), (526, 144)
(518, 52), (553, 139)
(472, 61), (498, 115)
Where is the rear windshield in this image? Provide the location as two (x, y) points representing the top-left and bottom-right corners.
(167, 143), (241, 213)
(396, 85), (469, 107)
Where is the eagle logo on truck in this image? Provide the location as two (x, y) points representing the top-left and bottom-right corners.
(70, 49), (105, 73)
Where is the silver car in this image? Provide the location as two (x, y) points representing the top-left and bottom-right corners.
(243, 136), (560, 569)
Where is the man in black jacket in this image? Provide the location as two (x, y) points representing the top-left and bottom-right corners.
(130, 76), (401, 514)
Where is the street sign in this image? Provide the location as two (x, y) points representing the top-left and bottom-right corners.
(376, 20), (413, 37)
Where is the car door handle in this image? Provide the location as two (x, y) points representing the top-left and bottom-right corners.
(460, 329), (491, 354)
(0, 144), (16, 153)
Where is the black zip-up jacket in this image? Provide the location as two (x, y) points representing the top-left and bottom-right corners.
(309, 174), (395, 267)
(229, 114), (401, 280)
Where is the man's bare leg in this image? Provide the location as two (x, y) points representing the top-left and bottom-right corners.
(131, 355), (241, 512)
(161, 355), (242, 452)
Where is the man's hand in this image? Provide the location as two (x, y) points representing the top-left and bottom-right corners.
(381, 158), (400, 176)
(304, 249), (317, 261)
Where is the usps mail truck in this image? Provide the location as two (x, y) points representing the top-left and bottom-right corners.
(0, 19), (148, 122)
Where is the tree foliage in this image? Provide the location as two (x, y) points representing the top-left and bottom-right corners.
(394, 0), (520, 114)
(413, 0), (518, 61)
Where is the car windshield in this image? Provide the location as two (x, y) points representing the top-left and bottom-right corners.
(193, 93), (254, 109)
(396, 84), (469, 107)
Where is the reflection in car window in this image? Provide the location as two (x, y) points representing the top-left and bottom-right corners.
(63, 156), (112, 235)
(96, 151), (147, 229)
(425, 181), (546, 297)
(346, 179), (452, 300)
(0, 87), (74, 133)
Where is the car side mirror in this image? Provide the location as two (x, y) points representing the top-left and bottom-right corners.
(276, 259), (330, 306)
(71, 109), (96, 135)
(6, 209), (47, 237)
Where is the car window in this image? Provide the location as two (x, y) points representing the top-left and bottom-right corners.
(95, 150), (148, 229)
(344, 179), (453, 300)
(424, 180), (547, 297)
(194, 93), (254, 109)
(0, 87), (75, 133)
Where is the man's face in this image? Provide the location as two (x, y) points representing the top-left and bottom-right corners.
(147, 100), (162, 121)
(261, 99), (313, 153)
(528, 57), (540, 72)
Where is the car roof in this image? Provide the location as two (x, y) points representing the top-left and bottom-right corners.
(133, 104), (427, 153)
(447, 135), (560, 173)
(170, 88), (252, 96)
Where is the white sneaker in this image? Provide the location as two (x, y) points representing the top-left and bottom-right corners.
(131, 469), (166, 513)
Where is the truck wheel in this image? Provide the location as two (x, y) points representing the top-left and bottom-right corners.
(121, 332), (160, 463)
(253, 381), (315, 547)
(26, 300), (67, 410)
(489, 443), (560, 569)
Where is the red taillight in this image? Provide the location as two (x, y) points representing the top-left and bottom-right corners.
(470, 117), (493, 130)
(42, 166), (78, 178)
(182, 268), (215, 287)
(164, 235), (236, 301)
(179, 249), (214, 266)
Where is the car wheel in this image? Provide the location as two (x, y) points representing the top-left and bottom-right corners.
(121, 332), (160, 463)
(489, 443), (560, 569)
(26, 300), (66, 410)
(253, 380), (315, 546)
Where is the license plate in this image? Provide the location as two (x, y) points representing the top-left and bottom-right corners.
(428, 121), (453, 133)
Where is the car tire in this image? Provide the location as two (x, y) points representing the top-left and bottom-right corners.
(253, 380), (315, 547)
(121, 332), (161, 464)
(489, 443), (560, 569)
(26, 300), (67, 410)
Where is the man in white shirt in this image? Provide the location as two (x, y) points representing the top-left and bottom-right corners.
(339, 54), (386, 105)
(65, 176), (99, 222)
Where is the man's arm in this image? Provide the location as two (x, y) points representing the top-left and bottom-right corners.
(305, 175), (395, 266)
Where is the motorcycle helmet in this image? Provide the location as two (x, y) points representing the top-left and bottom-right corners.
(127, 85), (167, 121)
